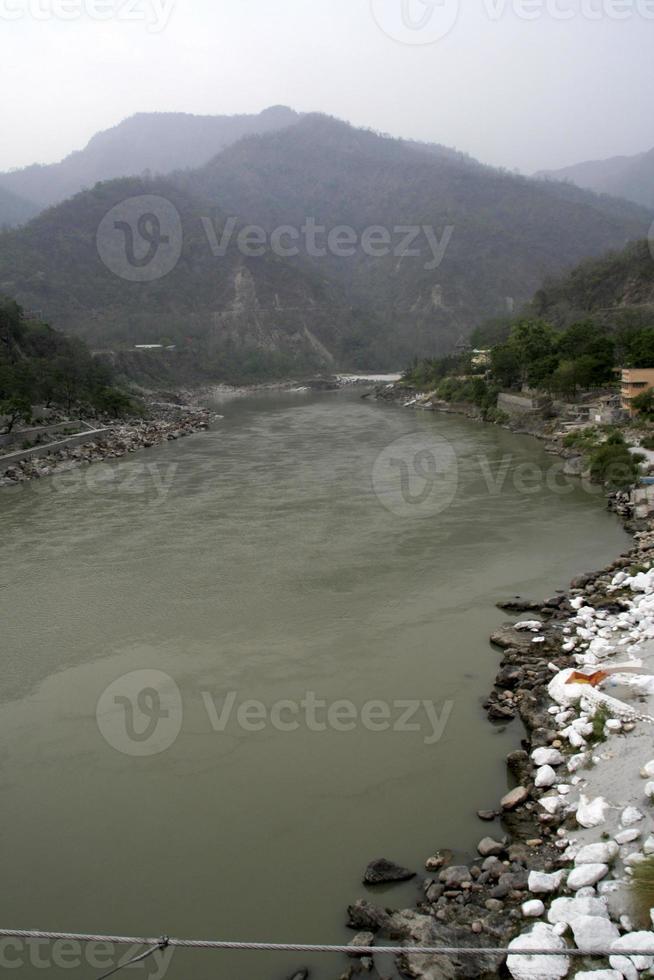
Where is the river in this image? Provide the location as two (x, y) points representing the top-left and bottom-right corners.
(0, 388), (631, 979)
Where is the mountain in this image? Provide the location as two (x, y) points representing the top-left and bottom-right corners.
(180, 114), (652, 358)
(0, 113), (652, 376)
(0, 106), (299, 213)
(0, 175), (380, 377)
(0, 186), (40, 229)
(526, 238), (654, 331)
(536, 146), (654, 210)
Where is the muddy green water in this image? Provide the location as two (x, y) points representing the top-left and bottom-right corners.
(0, 389), (630, 979)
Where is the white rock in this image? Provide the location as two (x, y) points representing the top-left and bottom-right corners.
(605, 719), (622, 732)
(567, 864), (609, 890)
(615, 828), (641, 845)
(575, 887), (597, 898)
(644, 781), (654, 799)
(532, 747), (564, 767)
(535, 765), (557, 789)
(575, 842), (619, 865)
(568, 729), (587, 749)
(624, 852), (646, 867)
(540, 796), (565, 815)
(576, 795), (609, 828)
(608, 955), (638, 980)
(621, 806), (645, 827)
(568, 753), (590, 773)
(507, 923), (570, 980)
(640, 760), (654, 778)
(610, 931), (654, 971)
(515, 620), (543, 631)
(574, 972), (621, 980)
(570, 914), (620, 953)
(643, 835), (654, 855)
(528, 870), (567, 894)
(522, 899), (545, 918)
(547, 895), (609, 925)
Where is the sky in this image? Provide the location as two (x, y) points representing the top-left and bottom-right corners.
(0, 0), (653, 174)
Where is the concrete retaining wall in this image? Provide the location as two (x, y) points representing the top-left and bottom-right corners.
(0, 420), (86, 449)
(498, 392), (551, 416)
(0, 428), (112, 468)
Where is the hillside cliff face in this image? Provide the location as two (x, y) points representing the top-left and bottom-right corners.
(0, 114), (652, 374)
(0, 176), (382, 375)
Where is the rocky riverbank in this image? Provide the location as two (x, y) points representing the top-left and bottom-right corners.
(330, 389), (654, 980)
(0, 400), (216, 490)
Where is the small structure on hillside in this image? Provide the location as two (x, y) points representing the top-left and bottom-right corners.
(621, 368), (654, 415)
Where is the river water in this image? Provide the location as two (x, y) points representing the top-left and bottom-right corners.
(0, 388), (630, 980)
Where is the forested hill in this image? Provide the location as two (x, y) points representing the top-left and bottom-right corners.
(526, 239), (654, 331)
(0, 113), (653, 374)
(0, 298), (131, 427)
(0, 176), (380, 376)
(0, 186), (40, 230)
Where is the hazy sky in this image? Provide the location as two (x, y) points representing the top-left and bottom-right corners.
(1, 0), (652, 174)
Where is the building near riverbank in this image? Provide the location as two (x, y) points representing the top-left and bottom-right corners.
(621, 368), (654, 415)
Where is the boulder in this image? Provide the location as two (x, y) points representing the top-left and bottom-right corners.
(532, 747), (564, 767)
(528, 870), (566, 894)
(347, 933), (375, 957)
(575, 842), (618, 865)
(362, 859), (416, 886)
(439, 865), (472, 888)
(567, 864), (609, 890)
(570, 914), (620, 954)
(610, 932), (654, 972)
(346, 900), (391, 933)
(507, 922), (570, 980)
(535, 765), (557, 789)
(477, 837), (505, 858)
(547, 896), (609, 925)
(522, 900), (545, 917)
(501, 787), (529, 811)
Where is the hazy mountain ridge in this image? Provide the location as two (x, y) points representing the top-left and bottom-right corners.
(536, 146), (654, 210)
(1, 113), (653, 374)
(0, 105), (300, 213)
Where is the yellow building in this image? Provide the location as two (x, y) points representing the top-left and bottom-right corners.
(621, 368), (654, 415)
